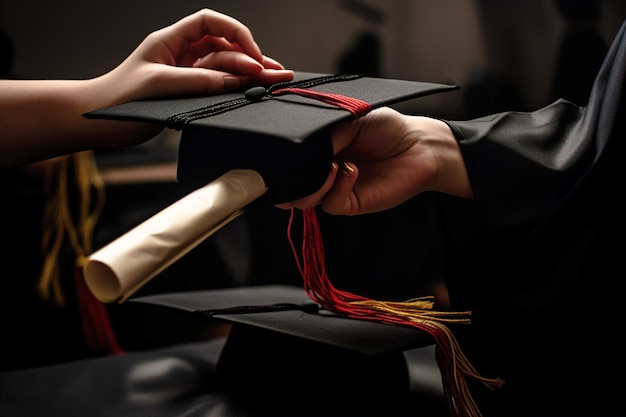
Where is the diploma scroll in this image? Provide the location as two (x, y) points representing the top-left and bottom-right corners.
(83, 169), (267, 303)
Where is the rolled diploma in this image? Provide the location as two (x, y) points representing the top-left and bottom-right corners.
(83, 169), (267, 303)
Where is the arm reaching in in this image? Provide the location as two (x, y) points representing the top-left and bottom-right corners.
(0, 8), (294, 168)
(276, 107), (473, 215)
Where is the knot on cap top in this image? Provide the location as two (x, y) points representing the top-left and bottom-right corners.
(244, 86), (268, 102)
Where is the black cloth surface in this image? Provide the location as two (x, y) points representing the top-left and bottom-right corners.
(439, 18), (626, 417)
(0, 339), (239, 417)
(0, 337), (446, 417)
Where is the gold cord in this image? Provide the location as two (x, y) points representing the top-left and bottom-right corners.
(37, 151), (105, 305)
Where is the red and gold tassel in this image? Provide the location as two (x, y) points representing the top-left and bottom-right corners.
(287, 206), (503, 417)
(38, 151), (123, 355)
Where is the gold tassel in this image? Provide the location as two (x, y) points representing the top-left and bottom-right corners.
(351, 297), (472, 323)
(349, 299), (504, 417)
(37, 151), (105, 305)
(289, 207), (505, 417)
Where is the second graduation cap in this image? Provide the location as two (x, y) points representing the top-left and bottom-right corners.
(115, 285), (439, 416)
(85, 72), (458, 203)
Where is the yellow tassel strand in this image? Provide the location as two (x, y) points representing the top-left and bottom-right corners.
(351, 299), (504, 417)
(289, 207), (505, 417)
(351, 297), (472, 323)
(37, 151), (105, 305)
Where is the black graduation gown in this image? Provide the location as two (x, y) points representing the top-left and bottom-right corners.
(441, 19), (626, 417)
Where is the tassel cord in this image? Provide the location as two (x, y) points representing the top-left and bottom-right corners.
(272, 87), (371, 118)
(36, 151), (123, 355)
(38, 151), (106, 300)
(38, 157), (70, 304)
(287, 207), (504, 417)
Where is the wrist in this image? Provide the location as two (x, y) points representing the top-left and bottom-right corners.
(413, 117), (473, 199)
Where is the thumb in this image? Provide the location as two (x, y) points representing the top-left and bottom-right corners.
(323, 162), (360, 215)
(151, 65), (241, 97)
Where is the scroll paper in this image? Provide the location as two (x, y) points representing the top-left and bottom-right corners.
(83, 169), (267, 303)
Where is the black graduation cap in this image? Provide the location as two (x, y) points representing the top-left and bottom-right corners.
(85, 72), (459, 203)
(85, 74), (457, 413)
(115, 285), (439, 416)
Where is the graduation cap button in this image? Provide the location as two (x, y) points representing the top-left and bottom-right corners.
(244, 86), (267, 101)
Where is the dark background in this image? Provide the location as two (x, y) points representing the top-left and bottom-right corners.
(3, 0), (626, 114)
(2, 0), (626, 365)
(3, 0), (626, 294)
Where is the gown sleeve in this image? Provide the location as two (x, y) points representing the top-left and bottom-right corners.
(435, 19), (626, 416)
(438, 16), (625, 297)
(445, 12), (625, 230)
(438, 13), (625, 298)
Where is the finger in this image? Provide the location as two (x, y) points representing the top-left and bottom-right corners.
(162, 9), (264, 63)
(193, 51), (293, 84)
(151, 67), (291, 101)
(188, 36), (244, 65)
(321, 162), (360, 214)
(140, 64), (240, 97)
(262, 55), (286, 70)
(275, 162), (339, 210)
(243, 69), (294, 86)
(193, 51), (264, 75)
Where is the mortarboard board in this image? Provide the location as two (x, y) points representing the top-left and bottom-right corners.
(114, 284), (439, 416)
(82, 72), (459, 303)
(82, 74), (484, 415)
(85, 71), (459, 203)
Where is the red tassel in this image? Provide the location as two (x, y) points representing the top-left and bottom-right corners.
(74, 264), (124, 355)
(271, 87), (371, 118)
(287, 207), (503, 417)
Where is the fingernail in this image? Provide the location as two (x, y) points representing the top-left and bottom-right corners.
(331, 161), (338, 171)
(224, 76), (240, 90)
(341, 162), (354, 176)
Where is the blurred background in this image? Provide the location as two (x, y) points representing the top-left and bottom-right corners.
(2, 0), (626, 356)
(4, 0), (626, 113)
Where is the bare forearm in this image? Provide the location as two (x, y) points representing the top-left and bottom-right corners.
(0, 79), (158, 168)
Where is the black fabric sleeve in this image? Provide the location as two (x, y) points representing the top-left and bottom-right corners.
(432, 21), (625, 417)
(444, 17), (625, 232)
(446, 100), (587, 230)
